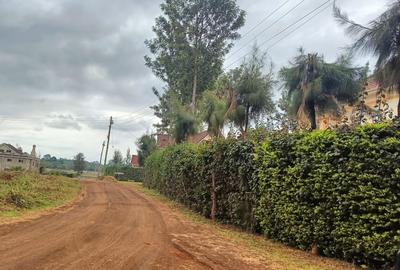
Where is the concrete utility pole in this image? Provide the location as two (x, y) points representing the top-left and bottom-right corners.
(98, 141), (106, 177)
(103, 116), (114, 167)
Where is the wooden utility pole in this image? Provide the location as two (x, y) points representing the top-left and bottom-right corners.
(103, 116), (113, 167)
(97, 141), (105, 177)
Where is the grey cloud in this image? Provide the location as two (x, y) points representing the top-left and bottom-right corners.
(45, 114), (82, 130)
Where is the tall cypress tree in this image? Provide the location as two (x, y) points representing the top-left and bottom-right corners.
(145, 0), (245, 133)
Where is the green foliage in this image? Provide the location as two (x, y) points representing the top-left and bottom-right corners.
(41, 155), (98, 171)
(9, 166), (23, 172)
(144, 144), (210, 215)
(255, 122), (400, 269)
(111, 150), (123, 166)
(229, 46), (275, 133)
(104, 165), (144, 182)
(125, 148), (131, 166)
(44, 170), (77, 178)
(173, 107), (198, 143)
(144, 139), (257, 231)
(0, 172), (80, 215)
(199, 89), (228, 137)
(203, 139), (258, 230)
(144, 121), (400, 268)
(279, 48), (366, 129)
(145, 0), (245, 131)
(334, 1), (400, 115)
(137, 135), (157, 166)
(73, 153), (86, 174)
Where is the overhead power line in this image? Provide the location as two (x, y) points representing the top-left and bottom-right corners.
(225, 0), (333, 70)
(266, 2), (332, 51)
(239, 0), (291, 41)
(227, 0), (306, 60)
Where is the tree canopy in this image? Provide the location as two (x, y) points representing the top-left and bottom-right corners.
(228, 46), (275, 134)
(137, 134), (157, 166)
(73, 153), (86, 174)
(111, 150), (123, 166)
(279, 48), (366, 129)
(334, 0), (400, 115)
(146, 0), (245, 134)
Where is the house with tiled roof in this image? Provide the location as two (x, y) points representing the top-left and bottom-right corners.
(0, 143), (39, 172)
(318, 77), (399, 129)
(187, 131), (212, 144)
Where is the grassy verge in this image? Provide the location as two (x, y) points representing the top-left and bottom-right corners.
(124, 182), (357, 270)
(0, 171), (81, 218)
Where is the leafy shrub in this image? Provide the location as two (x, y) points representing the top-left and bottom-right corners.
(10, 166), (23, 172)
(44, 170), (77, 178)
(6, 190), (32, 209)
(255, 123), (400, 269)
(104, 165), (144, 181)
(202, 139), (258, 231)
(144, 140), (258, 231)
(145, 144), (210, 215)
(144, 121), (400, 269)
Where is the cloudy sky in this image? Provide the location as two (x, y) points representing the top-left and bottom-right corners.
(0, 0), (388, 161)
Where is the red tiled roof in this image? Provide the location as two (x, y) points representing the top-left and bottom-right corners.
(188, 131), (210, 144)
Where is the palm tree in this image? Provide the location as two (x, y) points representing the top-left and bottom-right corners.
(229, 46), (275, 135)
(279, 49), (366, 130)
(199, 75), (237, 137)
(174, 108), (198, 143)
(334, 1), (400, 116)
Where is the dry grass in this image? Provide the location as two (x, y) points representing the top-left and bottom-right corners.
(0, 172), (81, 218)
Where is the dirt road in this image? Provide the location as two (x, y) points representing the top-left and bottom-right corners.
(0, 181), (268, 270)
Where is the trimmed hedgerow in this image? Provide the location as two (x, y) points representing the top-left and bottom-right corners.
(144, 144), (211, 216)
(255, 123), (400, 269)
(144, 121), (400, 269)
(202, 139), (258, 231)
(144, 139), (257, 230)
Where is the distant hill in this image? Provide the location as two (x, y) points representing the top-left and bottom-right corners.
(41, 154), (99, 172)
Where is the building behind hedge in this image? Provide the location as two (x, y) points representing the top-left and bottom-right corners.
(0, 143), (39, 172)
(319, 78), (399, 129)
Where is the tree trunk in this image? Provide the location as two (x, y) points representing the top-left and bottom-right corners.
(211, 172), (217, 222)
(397, 89), (400, 117)
(311, 242), (319, 256)
(307, 100), (317, 130)
(244, 104), (250, 133)
(191, 63), (198, 113)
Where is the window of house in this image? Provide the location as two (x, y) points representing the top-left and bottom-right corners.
(7, 159), (12, 162)
(18, 160), (24, 163)
(0, 150), (4, 153)
(6, 150), (11, 153)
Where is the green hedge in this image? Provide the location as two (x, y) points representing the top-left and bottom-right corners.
(144, 139), (257, 230)
(105, 165), (144, 181)
(255, 123), (400, 269)
(144, 122), (400, 269)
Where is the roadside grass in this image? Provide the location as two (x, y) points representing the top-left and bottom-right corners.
(0, 171), (81, 218)
(124, 182), (357, 270)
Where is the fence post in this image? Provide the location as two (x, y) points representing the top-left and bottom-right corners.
(396, 250), (400, 270)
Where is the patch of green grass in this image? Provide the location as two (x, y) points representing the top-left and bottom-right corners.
(0, 172), (81, 217)
(124, 182), (357, 270)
